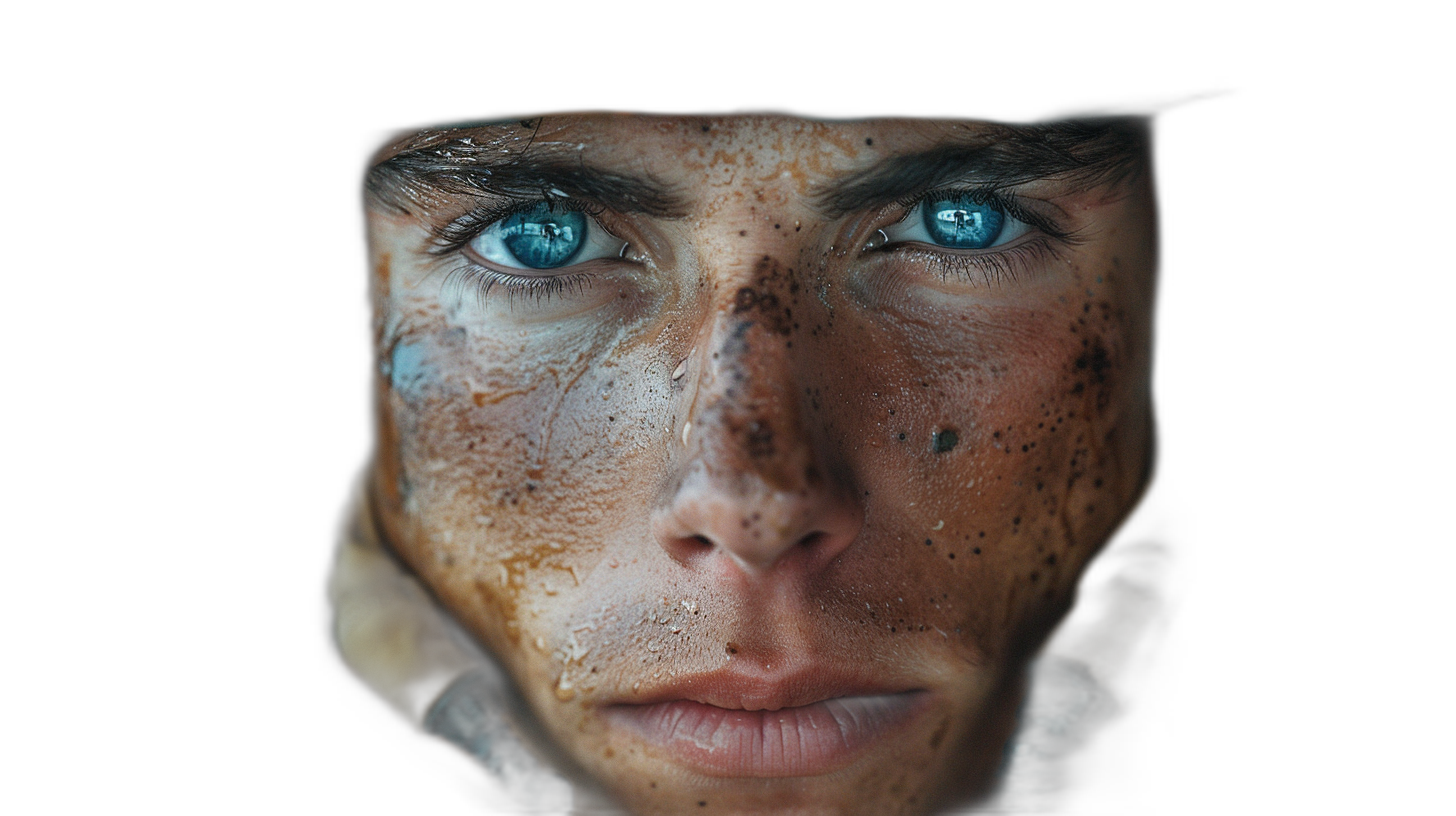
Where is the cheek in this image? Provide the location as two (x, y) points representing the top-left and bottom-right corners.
(810, 289), (1150, 661)
(372, 316), (680, 659)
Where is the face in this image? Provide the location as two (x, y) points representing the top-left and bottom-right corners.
(364, 114), (1155, 815)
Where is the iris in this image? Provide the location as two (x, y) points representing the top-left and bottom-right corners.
(499, 204), (587, 269)
(922, 195), (1005, 249)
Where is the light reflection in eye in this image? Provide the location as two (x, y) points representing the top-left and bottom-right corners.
(469, 202), (624, 270)
(884, 193), (1030, 251)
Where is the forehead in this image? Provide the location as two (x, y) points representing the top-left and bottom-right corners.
(376, 114), (948, 171)
(367, 114), (1148, 216)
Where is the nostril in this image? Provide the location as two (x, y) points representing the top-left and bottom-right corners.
(662, 534), (715, 566)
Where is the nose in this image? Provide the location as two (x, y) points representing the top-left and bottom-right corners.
(652, 303), (863, 577)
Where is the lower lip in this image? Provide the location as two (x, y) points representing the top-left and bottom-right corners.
(604, 691), (930, 777)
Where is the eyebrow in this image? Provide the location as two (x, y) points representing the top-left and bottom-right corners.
(812, 118), (1150, 217)
(366, 128), (690, 218)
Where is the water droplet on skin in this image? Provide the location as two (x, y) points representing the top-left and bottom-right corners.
(672, 357), (688, 380)
(932, 520), (944, 531)
(555, 673), (576, 702)
(682, 422), (692, 446)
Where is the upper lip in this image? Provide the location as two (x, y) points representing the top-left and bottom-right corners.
(603, 663), (921, 711)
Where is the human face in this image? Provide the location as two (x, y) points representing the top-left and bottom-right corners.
(364, 114), (1155, 815)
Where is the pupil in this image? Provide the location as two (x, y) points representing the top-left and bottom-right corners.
(923, 196), (1005, 249)
(500, 203), (587, 269)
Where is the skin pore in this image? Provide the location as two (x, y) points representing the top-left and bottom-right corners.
(364, 114), (1156, 815)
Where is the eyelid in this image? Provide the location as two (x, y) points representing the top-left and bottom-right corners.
(891, 186), (1070, 241)
(427, 196), (611, 258)
(427, 195), (647, 312)
(857, 185), (1075, 292)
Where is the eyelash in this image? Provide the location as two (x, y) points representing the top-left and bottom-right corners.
(429, 197), (612, 305)
(873, 187), (1073, 287)
(429, 186), (1071, 304)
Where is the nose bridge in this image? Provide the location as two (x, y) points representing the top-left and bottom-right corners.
(696, 262), (809, 492)
(655, 252), (861, 577)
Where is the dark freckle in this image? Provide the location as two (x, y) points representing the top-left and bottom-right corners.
(865, 137), (873, 145)
(1021, 444), (1029, 452)
(973, 547), (982, 555)
(725, 643), (739, 655)
(898, 433), (906, 441)
(948, 552), (956, 559)
(1013, 516), (1021, 525)
(700, 124), (710, 132)
(932, 429), (959, 453)
(774, 223), (781, 229)
(1074, 338), (1112, 384)
(738, 230), (747, 236)
(1046, 554), (1057, 566)
(925, 539), (933, 546)
(979, 531), (986, 538)
(608, 416), (615, 422)
(993, 431), (1001, 439)
(698, 802), (707, 807)
(1093, 478), (1104, 488)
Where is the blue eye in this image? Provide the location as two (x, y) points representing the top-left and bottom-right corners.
(499, 204), (585, 268)
(878, 192), (1030, 252)
(468, 202), (625, 270)
(923, 195), (1004, 249)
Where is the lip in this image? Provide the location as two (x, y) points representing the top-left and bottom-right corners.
(601, 669), (931, 777)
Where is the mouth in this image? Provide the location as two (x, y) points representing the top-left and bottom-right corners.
(601, 670), (931, 777)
